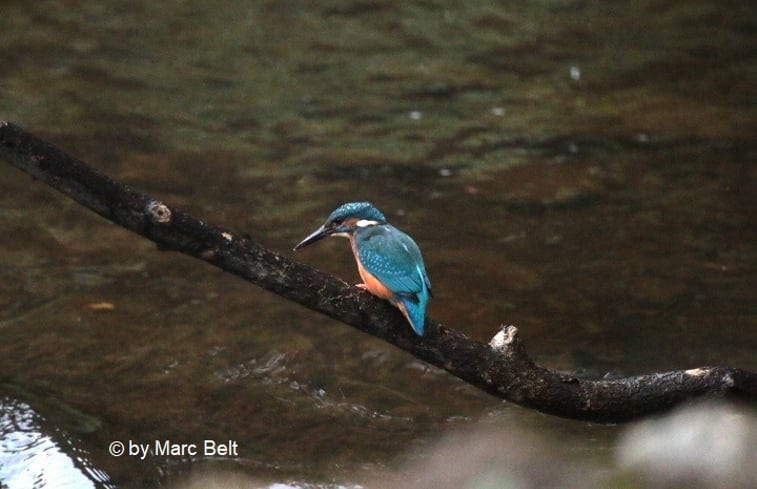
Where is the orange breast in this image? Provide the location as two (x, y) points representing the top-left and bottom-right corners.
(350, 235), (395, 301)
(356, 261), (395, 301)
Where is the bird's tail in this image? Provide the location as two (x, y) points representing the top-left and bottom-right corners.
(397, 293), (428, 336)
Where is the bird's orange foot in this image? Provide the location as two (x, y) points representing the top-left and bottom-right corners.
(355, 283), (368, 290)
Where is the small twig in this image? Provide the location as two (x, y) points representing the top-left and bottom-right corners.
(1, 121), (754, 422)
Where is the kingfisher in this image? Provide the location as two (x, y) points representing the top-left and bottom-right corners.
(294, 202), (432, 336)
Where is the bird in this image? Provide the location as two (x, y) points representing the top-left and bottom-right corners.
(294, 202), (432, 336)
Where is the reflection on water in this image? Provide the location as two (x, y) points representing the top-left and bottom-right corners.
(0, 0), (754, 487)
(0, 395), (112, 489)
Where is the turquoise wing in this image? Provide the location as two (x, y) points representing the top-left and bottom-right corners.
(356, 225), (431, 334)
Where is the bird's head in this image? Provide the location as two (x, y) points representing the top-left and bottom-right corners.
(294, 202), (387, 250)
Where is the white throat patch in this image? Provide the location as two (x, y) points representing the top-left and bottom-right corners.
(356, 219), (379, 228)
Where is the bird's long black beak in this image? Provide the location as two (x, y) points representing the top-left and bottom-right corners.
(293, 225), (330, 250)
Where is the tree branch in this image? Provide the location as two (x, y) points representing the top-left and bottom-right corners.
(1, 121), (754, 422)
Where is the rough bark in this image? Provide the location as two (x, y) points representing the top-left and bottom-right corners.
(1, 121), (754, 422)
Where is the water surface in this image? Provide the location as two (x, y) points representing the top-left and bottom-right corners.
(0, 0), (755, 487)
